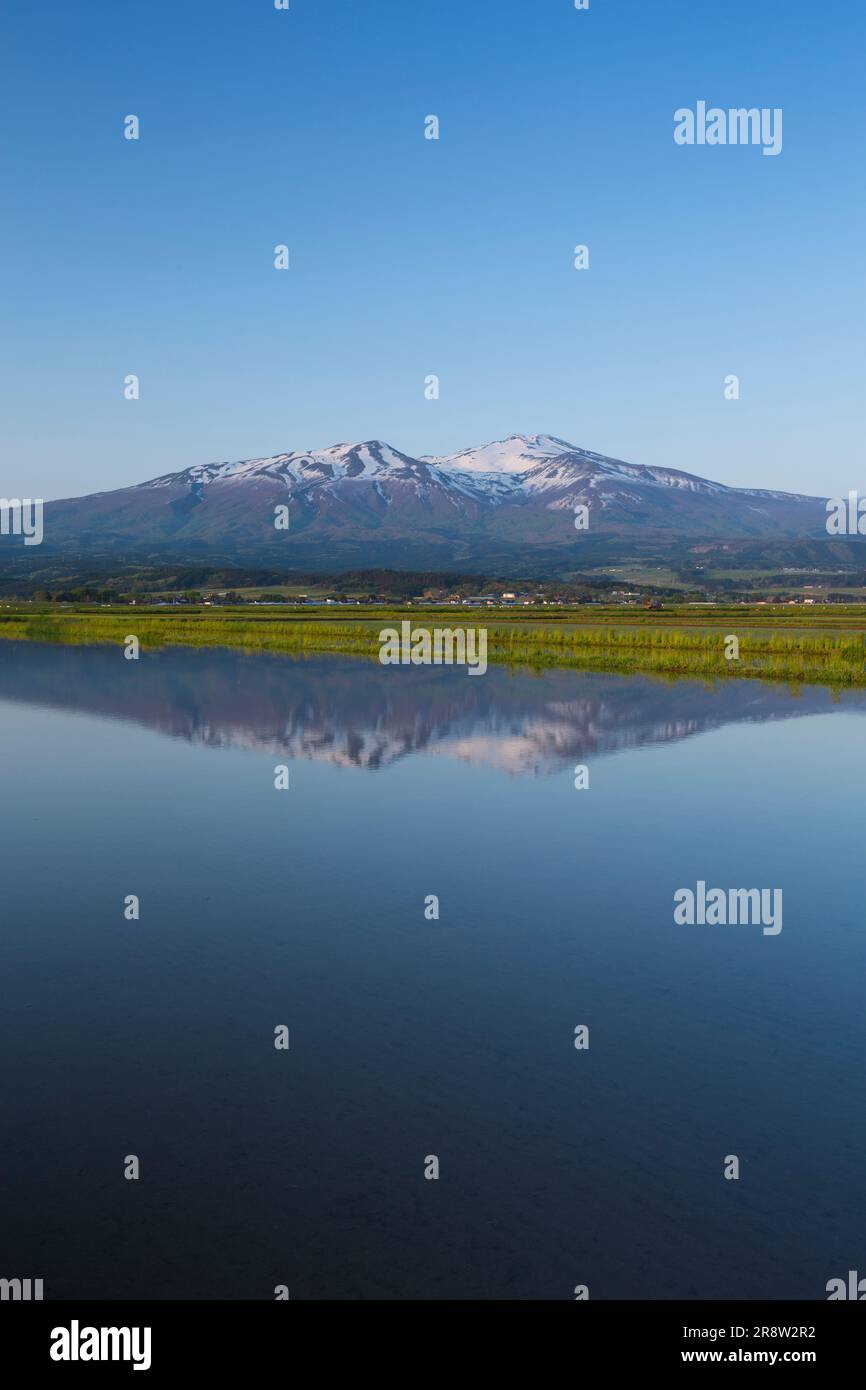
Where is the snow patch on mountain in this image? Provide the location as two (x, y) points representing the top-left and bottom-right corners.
(422, 433), (577, 474)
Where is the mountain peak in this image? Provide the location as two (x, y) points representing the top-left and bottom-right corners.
(423, 433), (577, 474)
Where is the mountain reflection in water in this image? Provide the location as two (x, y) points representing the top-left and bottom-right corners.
(0, 641), (862, 774)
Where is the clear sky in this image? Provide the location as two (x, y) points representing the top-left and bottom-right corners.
(1, 0), (863, 501)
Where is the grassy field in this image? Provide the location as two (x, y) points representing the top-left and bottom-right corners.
(2, 603), (866, 686)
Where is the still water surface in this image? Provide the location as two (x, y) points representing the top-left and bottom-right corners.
(1, 641), (865, 1299)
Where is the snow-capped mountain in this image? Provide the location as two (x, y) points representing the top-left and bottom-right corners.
(422, 433), (577, 474)
(37, 434), (831, 569)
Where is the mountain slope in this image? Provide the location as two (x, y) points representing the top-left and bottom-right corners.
(34, 434), (832, 570)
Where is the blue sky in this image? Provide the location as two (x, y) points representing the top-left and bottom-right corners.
(1, 0), (863, 500)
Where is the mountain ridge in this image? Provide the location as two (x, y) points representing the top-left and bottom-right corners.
(130, 432), (818, 504)
(31, 433), (836, 571)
